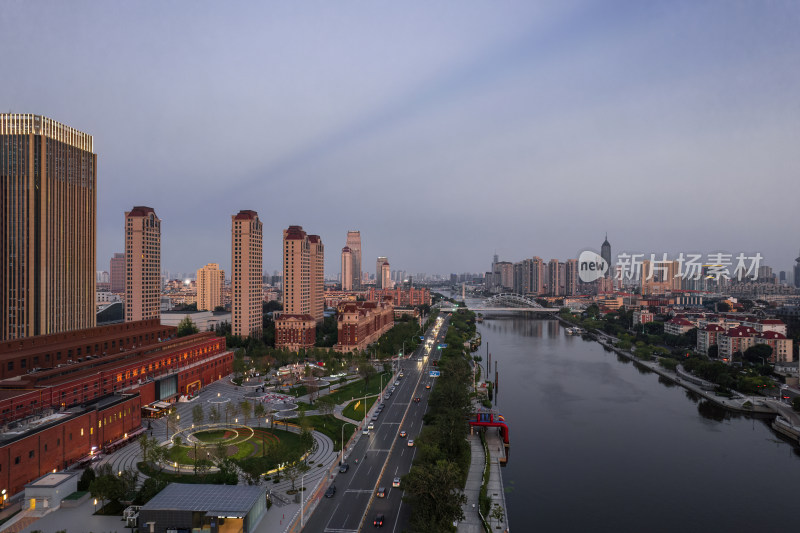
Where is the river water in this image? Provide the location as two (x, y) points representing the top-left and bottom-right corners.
(476, 315), (800, 533)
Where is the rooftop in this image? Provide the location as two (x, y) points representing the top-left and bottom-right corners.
(141, 483), (266, 516)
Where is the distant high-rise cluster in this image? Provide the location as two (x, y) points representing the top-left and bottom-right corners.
(794, 250), (800, 289)
(1, 114), (97, 340)
(125, 206), (161, 322)
(110, 252), (126, 293)
(231, 210), (263, 338)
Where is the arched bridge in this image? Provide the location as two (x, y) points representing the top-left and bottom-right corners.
(467, 293), (559, 312)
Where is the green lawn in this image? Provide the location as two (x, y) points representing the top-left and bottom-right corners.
(167, 428), (308, 465)
(342, 397), (378, 422)
(302, 414), (358, 451)
(325, 372), (390, 405)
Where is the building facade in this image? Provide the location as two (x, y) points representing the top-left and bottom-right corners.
(109, 253), (126, 294)
(274, 314), (316, 352)
(341, 247), (353, 290)
(125, 207), (161, 322)
(308, 235), (324, 323)
(231, 211), (263, 338)
(367, 287), (431, 307)
(1, 114), (97, 341)
(334, 300), (394, 353)
(196, 263), (225, 311)
(346, 231), (362, 290)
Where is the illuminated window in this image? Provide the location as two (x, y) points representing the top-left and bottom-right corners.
(80, 428), (84, 436)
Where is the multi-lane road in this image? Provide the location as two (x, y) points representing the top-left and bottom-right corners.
(302, 314), (450, 532)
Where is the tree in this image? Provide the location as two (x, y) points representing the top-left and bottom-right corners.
(195, 458), (213, 480)
(253, 402), (266, 426)
(120, 469), (139, 499)
(177, 316), (199, 337)
(317, 395), (335, 416)
(240, 400), (252, 425)
(744, 344), (773, 365)
(403, 459), (466, 532)
(208, 405), (221, 424)
(136, 477), (168, 505)
(89, 473), (124, 510)
(77, 466), (96, 491)
(192, 404), (205, 426)
(284, 460), (310, 491)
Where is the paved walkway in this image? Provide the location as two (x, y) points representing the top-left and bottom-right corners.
(485, 429), (510, 532)
(458, 433), (486, 533)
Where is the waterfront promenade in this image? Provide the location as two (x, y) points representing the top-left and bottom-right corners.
(460, 426), (510, 533)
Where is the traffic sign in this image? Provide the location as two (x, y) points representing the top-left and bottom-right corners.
(429, 370), (441, 377)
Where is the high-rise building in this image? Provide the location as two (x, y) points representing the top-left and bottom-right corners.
(346, 231), (362, 290)
(341, 247), (353, 290)
(381, 260), (391, 290)
(231, 210), (263, 338)
(283, 226), (311, 317)
(1, 114), (97, 340)
(125, 207), (161, 322)
(376, 257), (389, 289)
(794, 250), (800, 289)
(547, 259), (560, 296)
(565, 259), (579, 296)
(308, 234), (324, 322)
(110, 252), (126, 293)
(601, 234), (612, 277)
(197, 263), (225, 311)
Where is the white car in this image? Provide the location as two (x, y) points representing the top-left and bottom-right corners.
(407, 439), (414, 447)
(394, 381), (400, 386)
(392, 477), (401, 488)
(368, 422), (375, 430)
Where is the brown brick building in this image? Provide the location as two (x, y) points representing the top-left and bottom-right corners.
(334, 300), (394, 354)
(367, 287), (431, 307)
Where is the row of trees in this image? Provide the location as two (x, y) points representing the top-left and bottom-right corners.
(403, 310), (476, 532)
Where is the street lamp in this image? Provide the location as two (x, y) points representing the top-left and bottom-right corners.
(301, 472), (308, 527)
(340, 422), (355, 465)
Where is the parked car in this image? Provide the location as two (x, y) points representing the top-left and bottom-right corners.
(325, 485), (336, 498)
(394, 380), (400, 386)
(368, 422), (375, 430)
(339, 463), (350, 473)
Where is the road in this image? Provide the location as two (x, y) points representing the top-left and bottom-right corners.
(302, 314), (450, 533)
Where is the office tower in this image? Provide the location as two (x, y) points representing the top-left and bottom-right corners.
(601, 234), (612, 276)
(125, 206), (161, 322)
(110, 252), (126, 293)
(1, 114), (97, 340)
(565, 259), (578, 296)
(308, 234), (324, 322)
(231, 210), (263, 338)
(197, 263), (225, 311)
(346, 231), (362, 289)
(548, 259), (560, 296)
(376, 257), (389, 289)
(341, 247), (353, 290)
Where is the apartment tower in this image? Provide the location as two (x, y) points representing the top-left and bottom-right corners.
(197, 263), (225, 311)
(308, 234), (324, 322)
(1, 114), (97, 340)
(346, 230), (362, 290)
(232, 210), (263, 338)
(381, 260), (391, 290)
(341, 247), (353, 290)
(376, 257), (389, 289)
(125, 207), (161, 322)
(109, 252), (126, 293)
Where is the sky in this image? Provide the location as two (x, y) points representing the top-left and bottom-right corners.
(2, 1), (799, 278)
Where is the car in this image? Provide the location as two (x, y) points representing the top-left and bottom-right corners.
(407, 439), (414, 447)
(368, 422), (375, 430)
(399, 430), (407, 438)
(385, 393), (391, 399)
(414, 397), (421, 403)
(392, 477), (401, 488)
(339, 463), (350, 473)
(394, 381), (400, 386)
(391, 387), (396, 392)
(363, 427), (370, 435)
(371, 415), (379, 421)
(325, 485), (336, 498)
(425, 384), (431, 389)
(374, 514), (385, 527)
(377, 487), (386, 498)
(380, 402), (386, 407)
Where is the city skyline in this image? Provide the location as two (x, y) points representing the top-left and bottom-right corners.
(2, 2), (799, 275)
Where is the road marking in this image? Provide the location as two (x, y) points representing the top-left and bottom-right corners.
(345, 489), (374, 494)
(324, 504), (342, 531)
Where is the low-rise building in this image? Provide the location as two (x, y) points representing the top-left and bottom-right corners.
(334, 300), (394, 353)
(137, 483), (268, 533)
(367, 287), (431, 307)
(633, 309), (654, 326)
(274, 314), (317, 352)
(697, 324), (725, 355)
(664, 317), (695, 336)
(717, 326), (758, 360)
(755, 331), (794, 363)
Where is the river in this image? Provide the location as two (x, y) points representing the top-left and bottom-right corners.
(476, 315), (800, 533)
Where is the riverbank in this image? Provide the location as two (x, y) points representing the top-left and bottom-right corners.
(557, 315), (800, 443)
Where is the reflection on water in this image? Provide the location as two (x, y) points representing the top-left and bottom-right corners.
(473, 312), (800, 533)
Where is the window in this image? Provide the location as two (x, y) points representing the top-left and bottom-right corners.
(7, 361), (12, 371)
(15, 456), (20, 465)
(28, 450), (34, 458)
